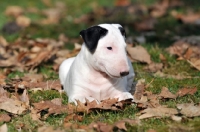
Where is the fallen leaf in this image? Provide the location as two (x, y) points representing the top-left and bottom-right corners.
(134, 79), (145, 100)
(147, 129), (157, 132)
(22, 73), (44, 83)
(0, 114), (11, 122)
(184, 48), (193, 59)
(19, 89), (29, 106)
(88, 122), (113, 132)
(154, 71), (192, 80)
(38, 126), (65, 132)
(174, 12), (200, 24)
(139, 106), (178, 119)
(158, 87), (177, 99)
(177, 103), (200, 117)
(90, 98), (120, 111)
(143, 62), (163, 72)
(51, 98), (62, 106)
(0, 87), (28, 115)
(28, 80), (62, 91)
(41, 8), (62, 24)
(134, 17), (157, 31)
(33, 100), (68, 119)
(176, 87), (197, 97)
(149, 0), (169, 17)
(114, 118), (139, 131)
(187, 59), (200, 71)
(30, 107), (40, 121)
(0, 96), (28, 115)
(115, 0), (130, 6)
(64, 113), (83, 122)
(166, 36), (200, 58)
(16, 15), (31, 27)
(5, 6), (24, 17)
(0, 36), (8, 47)
(159, 54), (167, 61)
(127, 45), (151, 64)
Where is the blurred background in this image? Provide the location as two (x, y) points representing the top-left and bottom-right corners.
(1, 0), (200, 47)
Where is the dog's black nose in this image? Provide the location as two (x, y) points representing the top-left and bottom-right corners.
(120, 71), (129, 77)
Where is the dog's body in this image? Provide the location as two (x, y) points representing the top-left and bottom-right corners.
(59, 24), (135, 103)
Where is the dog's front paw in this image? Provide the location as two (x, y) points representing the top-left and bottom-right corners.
(69, 96), (98, 105)
(114, 92), (134, 101)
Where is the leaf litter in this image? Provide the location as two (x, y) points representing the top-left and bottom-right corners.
(0, 35), (199, 131)
(1, 0), (200, 131)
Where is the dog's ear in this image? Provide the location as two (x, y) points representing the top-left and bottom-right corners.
(80, 26), (108, 53)
(118, 27), (126, 38)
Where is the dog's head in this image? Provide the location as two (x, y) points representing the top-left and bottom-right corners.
(80, 24), (129, 78)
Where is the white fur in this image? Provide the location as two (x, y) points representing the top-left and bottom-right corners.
(59, 24), (135, 103)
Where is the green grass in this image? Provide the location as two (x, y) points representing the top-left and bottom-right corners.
(1, 0), (200, 131)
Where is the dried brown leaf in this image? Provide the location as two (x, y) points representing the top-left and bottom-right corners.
(30, 107), (40, 121)
(41, 8), (62, 24)
(174, 13), (200, 24)
(176, 87), (197, 97)
(134, 17), (157, 31)
(114, 118), (139, 131)
(184, 48), (193, 59)
(134, 79), (145, 100)
(88, 122), (113, 132)
(16, 16), (31, 27)
(159, 53), (166, 61)
(64, 114), (83, 122)
(0, 96), (28, 114)
(115, 0), (130, 6)
(143, 63), (163, 72)
(127, 45), (151, 64)
(51, 98), (62, 106)
(25, 50), (51, 67)
(0, 114), (11, 122)
(158, 87), (177, 99)
(147, 129), (157, 132)
(154, 71), (192, 80)
(177, 103), (200, 117)
(0, 36), (8, 47)
(19, 89), (29, 106)
(149, 0), (169, 17)
(33, 100), (68, 119)
(28, 80), (62, 91)
(139, 106), (178, 119)
(187, 59), (200, 71)
(22, 73), (44, 83)
(5, 6), (24, 17)
(38, 126), (65, 132)
(92, 98), (119, 110)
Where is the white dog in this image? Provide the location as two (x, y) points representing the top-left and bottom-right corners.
(59, 24), (135, 104)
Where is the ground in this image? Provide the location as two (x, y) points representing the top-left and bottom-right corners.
(0, 0), (200, 132)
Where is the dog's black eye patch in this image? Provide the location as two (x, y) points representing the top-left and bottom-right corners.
(80, 26), (108, 53)
(107, 47), (112, 50)
(118, 27), (126, 38)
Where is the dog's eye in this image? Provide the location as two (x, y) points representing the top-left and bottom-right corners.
(107, 47), (112, 50)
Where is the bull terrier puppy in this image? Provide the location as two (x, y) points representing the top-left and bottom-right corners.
(59, 24), (135, 104)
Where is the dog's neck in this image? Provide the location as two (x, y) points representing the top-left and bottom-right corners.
(78, 44), (110, 79)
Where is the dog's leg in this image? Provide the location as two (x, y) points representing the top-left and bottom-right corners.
(113, 91), (134, 101)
